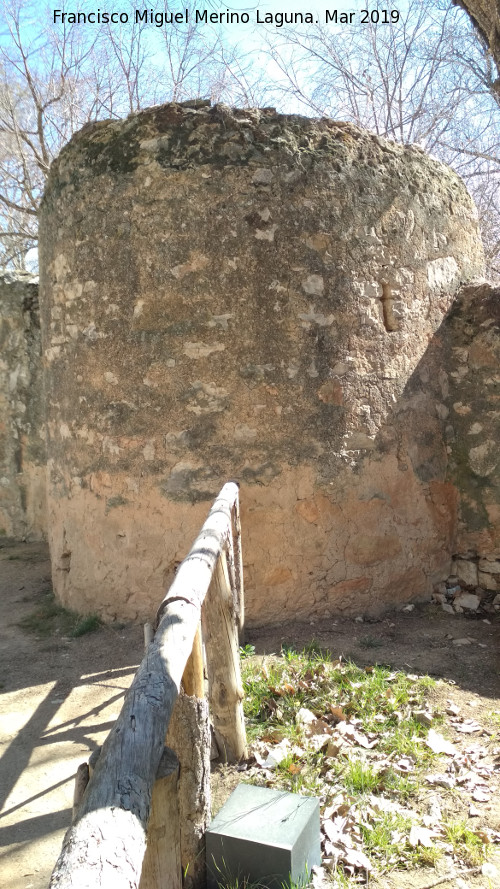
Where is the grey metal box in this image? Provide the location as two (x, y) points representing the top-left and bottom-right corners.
(206, 784), (321, 889)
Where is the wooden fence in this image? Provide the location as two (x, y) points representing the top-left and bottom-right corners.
(49, 481), (247, 889)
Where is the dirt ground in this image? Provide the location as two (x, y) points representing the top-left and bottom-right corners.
(1, 541), (499, 889)
(0, 542), (145, 889)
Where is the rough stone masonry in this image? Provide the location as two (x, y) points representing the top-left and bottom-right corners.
(39, 102), (485, 624)
(0, 271), (47, 540)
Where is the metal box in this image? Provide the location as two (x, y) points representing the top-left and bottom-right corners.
(206, 784), (321, 889)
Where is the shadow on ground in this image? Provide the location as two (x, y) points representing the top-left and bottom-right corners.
(247, 605), (500, 700)
(0, 542), (144, 889)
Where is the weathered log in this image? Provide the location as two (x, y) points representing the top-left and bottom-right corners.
(48, 482), (239, 889)
(165, 693), (211, 889)
(204, 554), (247, 763)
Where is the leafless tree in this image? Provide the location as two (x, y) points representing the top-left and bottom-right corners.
(262, 0), (500, 278)
(0, 0), (264, 268)
(1, 0), (498, 275)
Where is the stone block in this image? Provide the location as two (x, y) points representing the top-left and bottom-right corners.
(453, 592), (480, 611)
(478, 571), (499, 591)
(452, 559), (478, 588)
(206, 785), (321, 889)
(478, 558), (500, 575)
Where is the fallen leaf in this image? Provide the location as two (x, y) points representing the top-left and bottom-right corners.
(413, 710), (433, 727)
(393, 756), (415, 773)
(336, 721), (378, 748)
(262, 728), (287, 743)
(426, 773), (455, 789)
(322, 819), (346, 844)
(452, 719), (482, 733)
(425, 729), (457, 755)
(325, 739), (342, 757)
(271, 682), (297, 697)
(353, 730), (378, 749)
(329, 705), (346, 721)
(472, 785), (490, 802)
(409, 825), (435, 848)
(336, 802), (352, 817)
(310, 866), (329, 889)
(343, 848), (372, 871)
(256, 739), (291, 769)
(304, 719), (333, 740)
(474, 829), (493, 844)
(296, 707), (316, 725)
(308, 732), (332, 751)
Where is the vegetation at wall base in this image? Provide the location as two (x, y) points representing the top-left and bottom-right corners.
(19, 588), (101, 639)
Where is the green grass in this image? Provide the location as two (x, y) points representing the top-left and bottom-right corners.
(241, 645), (435, 766)
(240, 646), (448, 876)
(342, 760), (380, 795)
(234, 645), (495, 883)
(359, 636), (384, 649)
(18, 589), (101, 639)
(210, 855), (307, 889)
(361, 811), (413, 869)
(72, 614), (101, 637)
(487, 710), (500, 732)
(442, 819), (490, 866)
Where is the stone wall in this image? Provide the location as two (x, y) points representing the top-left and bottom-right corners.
(0, 272), (47, 540)
(39, 103), (485, 625)
(443, 283), (500, 599)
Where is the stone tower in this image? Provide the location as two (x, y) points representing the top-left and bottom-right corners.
(39, 103), (484, 623)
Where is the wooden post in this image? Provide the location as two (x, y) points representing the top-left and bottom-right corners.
(204, 553), (247, 763)
(139, 748), (181, 889)
(166, 693), (211, 889)
(48, 482), (240, 889)
(233, 493), (245, 640)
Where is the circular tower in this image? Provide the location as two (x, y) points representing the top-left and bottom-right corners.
(39, 103), (484, 623)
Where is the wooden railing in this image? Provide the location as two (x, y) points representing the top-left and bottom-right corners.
(49, 482), (247, 889)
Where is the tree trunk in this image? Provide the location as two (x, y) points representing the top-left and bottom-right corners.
(454, 0), (500, 76)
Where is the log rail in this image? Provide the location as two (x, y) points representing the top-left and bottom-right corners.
(49, 481), (247, 889)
